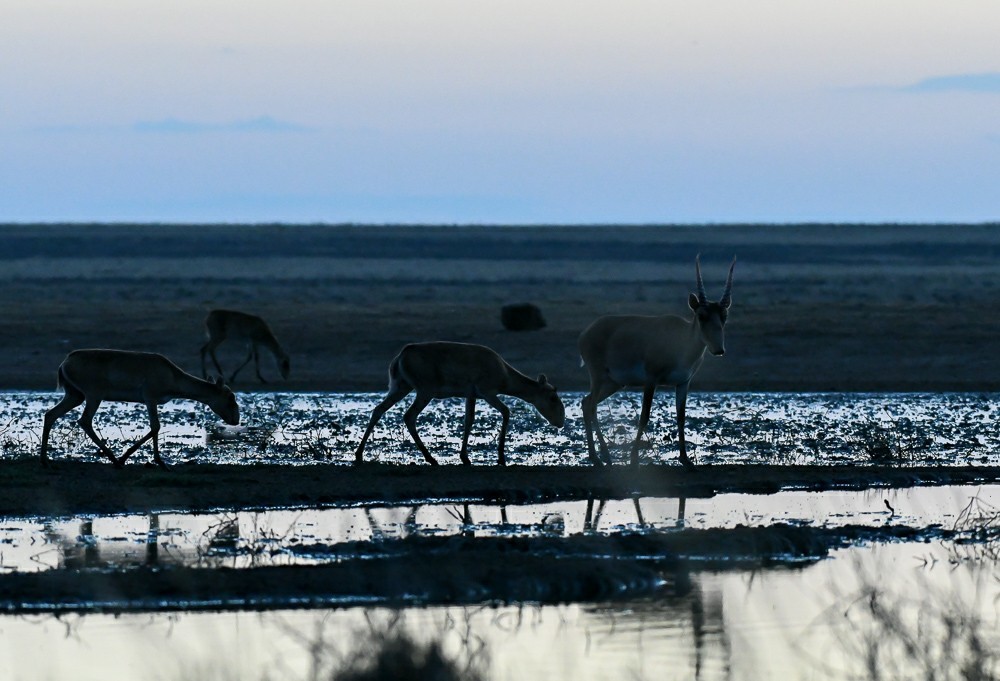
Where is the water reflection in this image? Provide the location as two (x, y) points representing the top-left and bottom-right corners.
(3, 498), (670, 575)
(4, 543), (997, 681)
(43, 514), (163, 571)
(0, 596), (728, 680)
(585, 495), (686, 531)
(3, 486), (996, 575)
(820, 557), (1000, 680)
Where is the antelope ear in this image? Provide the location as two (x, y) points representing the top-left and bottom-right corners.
(688, 293), (701, 311)
(537, 374), (548, 386)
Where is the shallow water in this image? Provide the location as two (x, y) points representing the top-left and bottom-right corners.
(1, 486), (994, 575)
(5, 390), (1000, 678)
(2, 540), (998, 681)
(6, 390), (1000, 466)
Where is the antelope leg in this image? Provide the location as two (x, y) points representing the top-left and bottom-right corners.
(403, 393), (438, 465)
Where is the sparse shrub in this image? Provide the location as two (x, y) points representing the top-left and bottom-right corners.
(827, 569), (1000, 680)
(500, 302), (546, 331)
(848, 417), (929, 463)
(0, 418), (39, 459)
(950, 493), (1000, 562)
(717, 408), (799, 463)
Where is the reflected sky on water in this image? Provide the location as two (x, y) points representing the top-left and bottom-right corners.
(1, 485), (995, 574)
(1, 539), (998, 680)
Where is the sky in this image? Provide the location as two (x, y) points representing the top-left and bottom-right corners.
(1, 1), (999, 224)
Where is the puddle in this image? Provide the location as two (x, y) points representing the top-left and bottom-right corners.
(1, 540), (997, 681)
(3, 390), (999, 467)
(1, 485), (995, 575)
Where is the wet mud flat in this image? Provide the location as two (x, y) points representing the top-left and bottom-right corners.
(5, 460), (996, 614)
(5, 460), (1000, 516)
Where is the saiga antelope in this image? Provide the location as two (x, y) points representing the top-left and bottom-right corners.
(579, 256), (735, 467)
(40, 349), (240, 468)
(200, 309), (290, 384)
(354, 342), (566, 466)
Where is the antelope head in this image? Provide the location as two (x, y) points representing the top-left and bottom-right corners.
(209, 376), (241, 425)
(531, 374), (566, 428)
(688, 255), (735, 357)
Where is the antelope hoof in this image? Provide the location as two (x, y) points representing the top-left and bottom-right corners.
(679, 455), (695, 469)
(112, 458), (126, 470)
(588, 453), (606, 467)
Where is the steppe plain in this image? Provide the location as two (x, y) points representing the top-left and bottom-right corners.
(2, 222), (998, 394)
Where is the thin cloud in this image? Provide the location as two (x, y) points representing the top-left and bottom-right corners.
(30, 115), (315, 135)
(133, 115), (314, 133)
(902, 72), (1000, 93)
(29, 123), (120, 134)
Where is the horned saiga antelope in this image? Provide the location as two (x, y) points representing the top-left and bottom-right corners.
(355, 342), (566, 466)
(40, 349), (240, 468)
(200, 309), (290, 384)
(579, 256), (735, 467)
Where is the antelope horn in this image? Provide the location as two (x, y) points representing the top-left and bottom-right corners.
(719, 257), (736, 308)
(695, 254), (707, 303)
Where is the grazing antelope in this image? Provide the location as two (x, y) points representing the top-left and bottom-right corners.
(579, 256), (735, 467)
(354, 342), (566, 466)
(40, 349), (240, 468)
(200, 309), (290, 384)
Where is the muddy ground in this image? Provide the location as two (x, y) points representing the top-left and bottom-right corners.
(4, 460), (1000, 516)
(0, 521), (960, 614)
(0, 224), (996, 532)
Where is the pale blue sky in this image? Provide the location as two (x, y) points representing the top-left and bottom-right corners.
(2, 1), (999, 223)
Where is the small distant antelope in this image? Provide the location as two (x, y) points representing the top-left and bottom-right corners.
(40, 349), (240, 468)
(354, 341), (566, 466)
(200, 309), (290, 384)
(579, 256), (735, 467)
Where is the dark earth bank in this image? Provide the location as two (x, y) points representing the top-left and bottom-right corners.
(0, 523), (957, 614)
(5, 460), (1000, 516)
